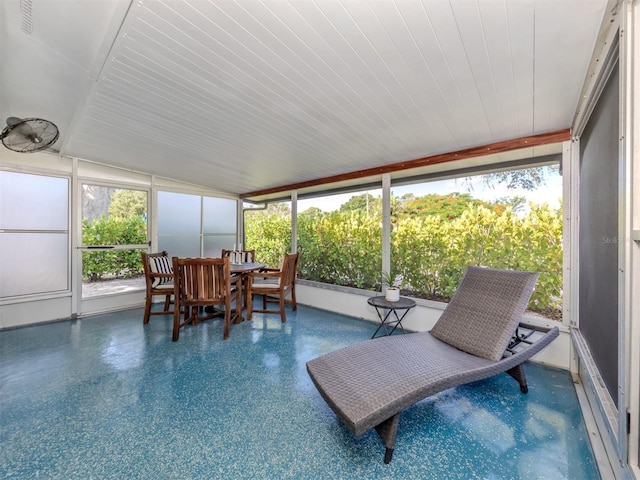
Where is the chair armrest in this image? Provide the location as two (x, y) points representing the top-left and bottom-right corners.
(152, 272), (174, 279)
(230, 274), (242, 286)
(249, 270), (282, 279)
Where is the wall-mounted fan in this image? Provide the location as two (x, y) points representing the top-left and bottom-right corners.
(1, 117), (59, 153)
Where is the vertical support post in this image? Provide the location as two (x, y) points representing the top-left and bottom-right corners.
(291, 189), (298, 254)
(71, 157), (80, 317)
(565, 137), (580, 378)
(620, 0), (640, 473)
(236, 197), (244, 252)
(382, 174), (391, 280)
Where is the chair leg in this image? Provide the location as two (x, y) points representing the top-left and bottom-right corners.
(375, 413), (400, 464)
(291, 286), (297, 311)
(279, 294), (286, 323)
(172, 303), (181, 341)
(242, 276), (249, 309)
(190, 306), (200, 325)
(223, 306), (230, 340)
(144, 294), (173, 324)
(143, 296), (152, 324)
(247, 290), (253, 320)
(233, 294), (242, 324)
(507, 364), (529, 393)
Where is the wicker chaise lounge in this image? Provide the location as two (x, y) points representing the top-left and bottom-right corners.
(306, 266), (559, 464)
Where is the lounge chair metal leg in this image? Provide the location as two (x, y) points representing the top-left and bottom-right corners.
(384, 448), (394, 464)
(375, 413), (400, 464)
(507, 364), (528, 393)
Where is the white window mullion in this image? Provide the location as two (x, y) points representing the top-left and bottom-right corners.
(382, 174), (391, 278)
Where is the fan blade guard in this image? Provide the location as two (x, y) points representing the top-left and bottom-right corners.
(1, 117), (60, 153)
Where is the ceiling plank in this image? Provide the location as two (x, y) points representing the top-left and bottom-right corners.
(240, 128), (570, 199)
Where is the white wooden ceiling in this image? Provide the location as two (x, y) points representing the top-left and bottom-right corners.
(0, 0), (609, 201)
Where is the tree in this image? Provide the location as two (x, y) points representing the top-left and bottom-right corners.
(299, 206), (323, 216)
(82, 185), (114, 222)
(109, 189), (147, 218)
(339, 193), (381, 215)
(490, 195), (527, 214)
(397, 192), (490, 220)
(480, 165), (559, 191)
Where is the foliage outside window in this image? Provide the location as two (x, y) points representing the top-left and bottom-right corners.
(390, 165), (562, 319)
(246, 165), (563, 320)
(244, 202), (292, 268)
(297, 190), (382, 289)
(82, 186), (147, 282)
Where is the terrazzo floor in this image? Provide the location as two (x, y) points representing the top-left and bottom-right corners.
(1, 303), (600, 479)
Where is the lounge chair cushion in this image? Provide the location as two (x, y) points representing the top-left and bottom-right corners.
(430, 266), (538, 361)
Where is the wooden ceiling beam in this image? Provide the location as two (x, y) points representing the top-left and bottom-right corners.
(239, 128), (570, 199)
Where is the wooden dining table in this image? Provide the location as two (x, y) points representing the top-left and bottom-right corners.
(229, 262), (266, 274)
(229, 261), (266, 311)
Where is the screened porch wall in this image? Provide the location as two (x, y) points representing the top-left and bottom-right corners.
(0, 151), (237, 329)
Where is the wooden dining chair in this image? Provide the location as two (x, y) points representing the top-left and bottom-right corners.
(171, 256), (242, 341)
(221, 249), (256, 264)
(221, 248), (258, 308)
(141, 251), (175, 324)
(247, 252), (299, 323)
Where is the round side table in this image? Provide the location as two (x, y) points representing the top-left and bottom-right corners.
(367, 296), (416, 338)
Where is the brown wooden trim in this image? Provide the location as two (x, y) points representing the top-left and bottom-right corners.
(240, 129), (570, 199)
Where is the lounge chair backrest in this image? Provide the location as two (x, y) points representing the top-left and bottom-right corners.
(430, 266), (538, 361)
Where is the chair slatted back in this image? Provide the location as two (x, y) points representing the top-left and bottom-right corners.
(280, 253), (299, 291)
(221, 249), (256, 263)
(173, 257), (230, 307)
(171, 256), (241, 341)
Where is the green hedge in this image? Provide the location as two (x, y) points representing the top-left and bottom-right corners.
(244, 209), (292, 268)
(82, 216), (147, 281)
(246, 202), (563, 319)
(298, 210), (382, 289)
(392, 204), (563, 317)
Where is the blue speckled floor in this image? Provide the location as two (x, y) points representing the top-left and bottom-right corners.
(1, 304), (600, 479)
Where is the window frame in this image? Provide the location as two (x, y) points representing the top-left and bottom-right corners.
(0, 169), (71, 300)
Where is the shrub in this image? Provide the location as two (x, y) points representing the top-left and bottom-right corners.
(246, 200), (563, 319)
(82, 216), (147, 281)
